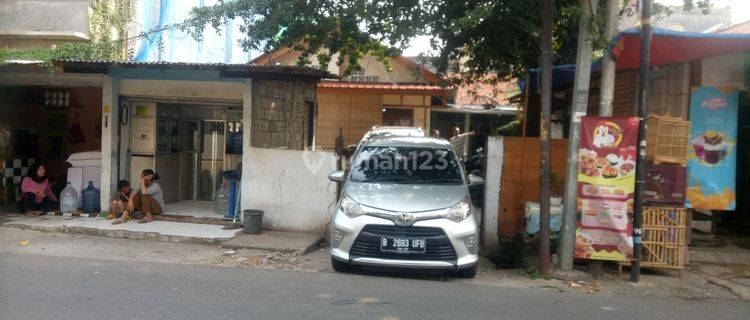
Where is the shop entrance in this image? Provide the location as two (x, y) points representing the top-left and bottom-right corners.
(0, 86), (103, 210)
(126, 101), (242, 218)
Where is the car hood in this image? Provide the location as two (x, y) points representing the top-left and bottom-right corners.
(345, 182), (467, 213)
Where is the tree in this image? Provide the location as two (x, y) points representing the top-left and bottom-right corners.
(182, 0), (581, 81)
(182, 0), (710, 82)
(183, 0), (426, 76)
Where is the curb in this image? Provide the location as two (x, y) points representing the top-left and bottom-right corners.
(3, 222), (228, 246)
(221, 235), (324, 255)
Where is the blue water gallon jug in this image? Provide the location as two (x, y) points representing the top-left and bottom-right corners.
(60, 182), (78, 213)
(81, 181), (101, 213)
(232, 129), (243, 154)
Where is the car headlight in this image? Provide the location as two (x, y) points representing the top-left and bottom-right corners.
(446, 197), (472, 222)
(339, 193), (364, 218)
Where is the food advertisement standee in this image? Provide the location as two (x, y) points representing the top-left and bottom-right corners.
(575, 116), (638, 261)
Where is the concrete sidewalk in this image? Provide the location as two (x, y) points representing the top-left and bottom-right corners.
(3, 215), (242, 245)
(2, 214), (324, 254)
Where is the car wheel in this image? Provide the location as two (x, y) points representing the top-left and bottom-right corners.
(456, 264), (478, 278)
(331, 258), (351, 273)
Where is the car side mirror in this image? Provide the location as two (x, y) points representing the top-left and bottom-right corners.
(328, 171), (345, 182)
(468, 174), (485, 187)
(345, 144), (357, 156)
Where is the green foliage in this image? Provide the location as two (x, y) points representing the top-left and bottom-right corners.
(0, 0), (134, 67)
(89, 0), (135, 60)
(182, 0), (712, 82)
(497, 118), (522, 136)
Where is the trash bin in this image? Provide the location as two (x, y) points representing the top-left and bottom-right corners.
(242, 209), (264, 234)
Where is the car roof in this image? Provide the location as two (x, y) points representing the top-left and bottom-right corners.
(364, 136), (453, 149)
(363, 126), (424, 139)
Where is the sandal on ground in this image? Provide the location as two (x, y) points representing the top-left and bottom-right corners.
(111, 219), (127, 225)
(137, 217), (153, 224)
(25, 211), (42, 217)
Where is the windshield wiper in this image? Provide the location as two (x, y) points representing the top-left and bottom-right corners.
(372, 176), (414, 183)
(421, 178), (460, 184)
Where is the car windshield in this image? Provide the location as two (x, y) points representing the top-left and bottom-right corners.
(350, 146), (463, 184)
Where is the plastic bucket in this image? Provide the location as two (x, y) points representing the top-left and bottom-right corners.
(242, 209), (264, 234)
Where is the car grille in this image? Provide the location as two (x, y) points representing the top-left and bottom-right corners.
(350, 225), (458, 262)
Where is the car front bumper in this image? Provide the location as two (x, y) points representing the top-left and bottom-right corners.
(330, 210), (479, 270)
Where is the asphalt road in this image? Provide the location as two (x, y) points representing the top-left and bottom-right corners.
(1, 253), (748, 320)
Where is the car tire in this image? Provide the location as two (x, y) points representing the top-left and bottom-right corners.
(331, 258), (351, 273)
(456, 264), (478, 278)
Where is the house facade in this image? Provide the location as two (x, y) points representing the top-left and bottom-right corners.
(0, 60), (337, 232)
(250, 48), (451, 149)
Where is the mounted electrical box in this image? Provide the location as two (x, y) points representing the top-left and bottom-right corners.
(130, 102), (156, 155)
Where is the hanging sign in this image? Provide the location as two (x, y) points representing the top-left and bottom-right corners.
(686, 87), (738, 210)
(575, 116), (638, 261)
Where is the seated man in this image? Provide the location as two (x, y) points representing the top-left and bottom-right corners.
(107, 180), (131, 220)
(112, 169), (165, 224)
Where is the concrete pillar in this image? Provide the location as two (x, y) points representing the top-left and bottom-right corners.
(100, 76), (119, 212)
(240, 78), (253, 213)
(481, 136), (503, 252)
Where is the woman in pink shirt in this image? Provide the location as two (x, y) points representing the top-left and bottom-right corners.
(19, 163), (58, 216)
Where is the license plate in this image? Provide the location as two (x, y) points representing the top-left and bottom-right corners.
(380, 237), (426, 253)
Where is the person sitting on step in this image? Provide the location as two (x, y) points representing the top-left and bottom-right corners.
(112, 169), (165, 224)
(18, 162), (59, 217)
(107, 180), (131, 220)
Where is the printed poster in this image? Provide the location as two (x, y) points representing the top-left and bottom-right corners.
(575, 116), (638, 261)
(686, 87), (738, 210)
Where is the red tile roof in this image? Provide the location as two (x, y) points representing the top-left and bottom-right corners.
(718, 20), (750, 34)
(317, 81), (447, 91)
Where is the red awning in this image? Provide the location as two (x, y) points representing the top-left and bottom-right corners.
(613, 28), (750, 70)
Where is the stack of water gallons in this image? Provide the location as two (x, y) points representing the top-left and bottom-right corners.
(63, 152), (101, 216)
(59, 181), (100, 215)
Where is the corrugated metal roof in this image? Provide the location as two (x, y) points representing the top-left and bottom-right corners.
(53, 59), (336, 79)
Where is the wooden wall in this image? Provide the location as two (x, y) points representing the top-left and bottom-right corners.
(499, 137), (568, 237)
(315, 92), (431, 150)
(316, 93), (381, 149)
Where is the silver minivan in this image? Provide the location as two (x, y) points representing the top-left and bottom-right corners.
(327, 136), (482, 277)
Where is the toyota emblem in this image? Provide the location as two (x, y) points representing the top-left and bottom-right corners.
(395, 213), (416, 225)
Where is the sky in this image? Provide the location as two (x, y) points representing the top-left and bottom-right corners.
(657, 0), (750, 24)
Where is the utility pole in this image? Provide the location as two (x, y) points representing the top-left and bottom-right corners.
(539, 0), (553, 278)
(631, 0), (653, 283)
(559, 0), (599, 271)
(599, 0), (619, 117)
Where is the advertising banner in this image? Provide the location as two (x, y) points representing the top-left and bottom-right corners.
(575, 116), (638, 261)
(687, 87), (738, 210)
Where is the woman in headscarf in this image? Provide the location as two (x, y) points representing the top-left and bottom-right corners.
(18, 162), (58, 216)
